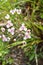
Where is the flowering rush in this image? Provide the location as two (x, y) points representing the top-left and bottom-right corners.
(1, 35), (10, 42)
(5, 14), (10, 19)
(2, 34), (7, 42)
(23, 31), (31, 40)
(19, 23), (31, 40)
(0, 7), (31, 43)
(10, 8), (21, 15)
(6, 20), (13, 28)
(10, 9), (16, 15)
(8, 27), (15, 35)
(19, 23), (27, 31)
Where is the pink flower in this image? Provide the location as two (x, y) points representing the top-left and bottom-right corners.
(2, 34), (7, 42)
(23, 32), (31, 40)
(5, 14), (10, 19)
(19, 23), (27, 31)
(6, 20), (13, 28)
(8, 27), (15, 35)
(1, 27), (5, 32)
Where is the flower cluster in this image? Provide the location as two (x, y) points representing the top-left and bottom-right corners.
(5, 8), (21, 20)
(0, 8), (31, 42)
(10, 8), (21, 15)
(19, 23), (31, 40)
(0, 22), (31, 42)
(0, 20), (15, 42)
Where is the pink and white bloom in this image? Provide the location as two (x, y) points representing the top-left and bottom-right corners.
(5, 14), (10, 19)
(6, 20), (13, 28)
(16, 9), (21, 14)
(23, 32), (31, 40)
(10, 10), (15, 15)
(10, 8), (17, 15)
(19, 23), (27, 31)
(1, 27), (5, 32)
(8, 27), (15, 35)
(2, 34), (7, 42)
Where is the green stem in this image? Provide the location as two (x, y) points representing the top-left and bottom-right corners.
(34, 45), (38, 65)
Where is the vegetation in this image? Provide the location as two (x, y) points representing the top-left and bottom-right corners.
(0, 0), (43, 65)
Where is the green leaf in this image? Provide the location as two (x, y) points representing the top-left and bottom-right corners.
(40, 13), (43, 18)
(29, 54), (34, 61)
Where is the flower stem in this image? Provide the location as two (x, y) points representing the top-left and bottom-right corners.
(34, 45), (38, 65)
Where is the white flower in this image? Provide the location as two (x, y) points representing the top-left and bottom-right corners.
(19, 23), (27, 31)
(10, 8), (17, 15)
(8, 27), (15, 35)
(23, 32), (31, 40)
(10, 10), (14, 15)
(7, 37), (10, 41)
(14, 38), (16, 42)
(2, 34), (7, 42)
(16, 9), (21, 14)
(0, 35), (1, 38)
(5, 14), (10, 19)
(1, 27), (5, 32)
(6, 20), (13, 28)
(10, 8), (21, 15)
